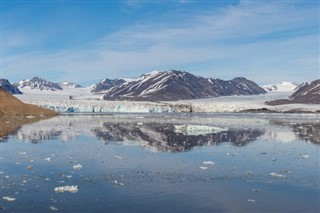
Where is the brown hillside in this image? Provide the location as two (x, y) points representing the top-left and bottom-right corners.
(0, 87), (58, 115)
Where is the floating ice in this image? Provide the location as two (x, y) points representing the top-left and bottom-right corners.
(54, 185), (79, 193)
(73, 164), (82, 170)
(49, 206), (58, 211)
(44, 157), (51, 161)
(200, 166), (208, 170)
(300, 154), (309, 159)
(203, 161), (215, 165)
(174, 124), (227, 136)
(269, 172), (286, 178)
(3, 196), (16, 202)
(114, 155), (124, 160)
(248, 199), (256, 203)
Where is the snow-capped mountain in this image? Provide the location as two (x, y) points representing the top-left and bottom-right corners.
(91, 78), (126, 93)
(266, 79), (320, 105)
(0, 79), (22, 94)
(290, 79), (320, 102)
(14, 77), (63, 91)
(262, 81), (298, 92)
(103, 70), (267, 101)
(59, 82), (83, 88)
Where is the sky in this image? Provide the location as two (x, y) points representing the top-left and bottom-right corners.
(1, 0), (319, 86)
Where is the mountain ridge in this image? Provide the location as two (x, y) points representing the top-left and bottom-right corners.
(103, 70), (267, 101)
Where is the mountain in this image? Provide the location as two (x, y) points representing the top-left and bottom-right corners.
(14, 77), (63, 91)
(102, 70), (266, 101)
(0, 87), (58, 115)
(59, 82), (83, 88)
(262, 81), (298, 92)
(0, 79), (22, 94)
(290, 79), (320, 103)
(91, 78), (126, 93)
(266, 79), (320, 105)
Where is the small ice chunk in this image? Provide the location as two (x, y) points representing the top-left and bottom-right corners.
(73, 164), (82, 170)
(203, 161), (215, 165)
(248, 199), (255, 203)
(269, 172), (286, 178)
(200, 166), (208, 170)
(49, 206), (58, 211)
(44, 157), (51, 161)
(300, 154), (309, 159)
(54, 185), (78, 193)
(3, 196), (16, 202)
(114, 155), (124, 160)
(19, 152), (26, 155)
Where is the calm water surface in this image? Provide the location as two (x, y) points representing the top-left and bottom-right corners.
(1, 113), (319, 212)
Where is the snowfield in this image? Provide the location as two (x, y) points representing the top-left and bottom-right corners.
(15, 88), (319, 113)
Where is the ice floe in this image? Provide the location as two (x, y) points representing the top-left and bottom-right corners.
(203, 161), (215, 165)
(269, 172), (286, 178)
(73, 164), (82, 170)
(2, 196), (16, 202)
(54, 185), (79, 193)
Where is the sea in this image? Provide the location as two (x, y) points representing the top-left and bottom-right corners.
(1, 113), (319, 212)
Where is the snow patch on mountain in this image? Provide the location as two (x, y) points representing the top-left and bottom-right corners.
(59, 82), (82, 88)
(262, 82), (298, 92)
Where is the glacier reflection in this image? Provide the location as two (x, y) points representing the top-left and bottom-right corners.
(5, 114), (319, 150)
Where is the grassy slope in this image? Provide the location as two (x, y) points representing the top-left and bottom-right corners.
(0, 88), (58, 115)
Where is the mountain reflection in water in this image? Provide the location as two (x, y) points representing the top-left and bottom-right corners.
(94, 123), (263, 152)
(3, 114), (319, 151)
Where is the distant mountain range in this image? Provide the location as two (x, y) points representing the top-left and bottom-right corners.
(14, 77), (63, 91)
(102, 70), (267, 101)
(4, 70), (318, 103)
(266, 79), (320, 105)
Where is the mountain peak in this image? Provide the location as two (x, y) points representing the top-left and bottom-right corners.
(103, 70), (266, 101)
(15, 77), (63, 91)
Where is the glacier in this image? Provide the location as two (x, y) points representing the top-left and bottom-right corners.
(14, 87), (320, 113)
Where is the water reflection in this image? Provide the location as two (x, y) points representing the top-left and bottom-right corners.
(4, 114), (318, 152)
(0, 115), (55, 142)
(94, 122), (263, 152)
(268, 121), (320, 144)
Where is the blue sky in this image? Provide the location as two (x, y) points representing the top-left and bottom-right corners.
(1, 0), (319, 86)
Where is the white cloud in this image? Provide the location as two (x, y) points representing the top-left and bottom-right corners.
(2, 1), (319, 85)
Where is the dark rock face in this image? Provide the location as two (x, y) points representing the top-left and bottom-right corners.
(267, 79), (320, 105)
(15, 77), (63, 91)
(0, 79), (22, 94)
(291, 80), (320, 100)
(91, 79), (126, 93)
(103, 70), (266, 101)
